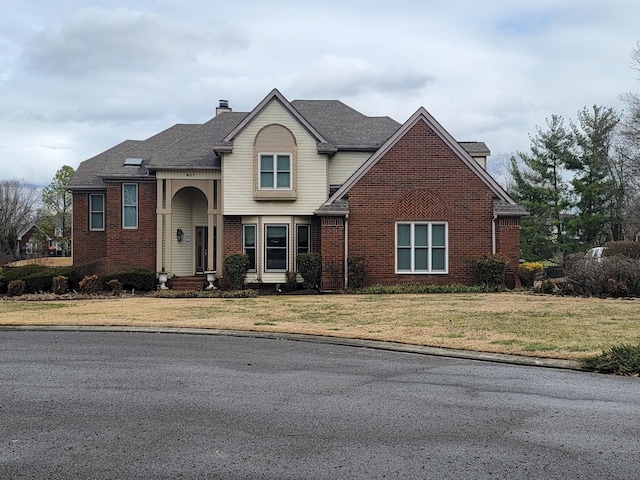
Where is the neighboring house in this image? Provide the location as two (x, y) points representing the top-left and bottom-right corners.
(68, 89), (526, 289)
(15, 224), (57, 259)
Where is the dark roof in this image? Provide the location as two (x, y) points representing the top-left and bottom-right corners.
(70, 92), (495, 189)
(149, 112), (248, 169)
(459, 141), (490, 156)
(68, 124), (200, 188)
(493, 200), (528, 216)
(291, 100), (400, 149)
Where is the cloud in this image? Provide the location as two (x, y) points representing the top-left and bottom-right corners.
(290, 54), (434, 98)
(20, 7), (249, 78)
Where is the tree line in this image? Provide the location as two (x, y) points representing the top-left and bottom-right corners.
(509, 42), (640, 261)
(0, 166), (74, 263)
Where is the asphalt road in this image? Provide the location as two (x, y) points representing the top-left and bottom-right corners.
(1, 330), (639, 479)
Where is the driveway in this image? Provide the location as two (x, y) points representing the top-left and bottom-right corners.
(1, 330), (639, 479)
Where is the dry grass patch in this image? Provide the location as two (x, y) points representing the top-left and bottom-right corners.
(1, 293), (638, 360)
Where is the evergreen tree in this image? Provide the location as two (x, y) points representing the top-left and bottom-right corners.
(509, 115), (574, 260)
(566, 105), (620, 246)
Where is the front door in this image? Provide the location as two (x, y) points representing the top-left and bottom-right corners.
(195, 226), (208, 273)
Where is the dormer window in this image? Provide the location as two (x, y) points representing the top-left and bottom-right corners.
(259, 154), (291, 189)
(253, 124), (297, 200)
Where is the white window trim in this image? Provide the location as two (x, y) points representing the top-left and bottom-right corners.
(258, 153), (292, 190)
(395, 222), (448, 274)
(264, 224), (289, 272)
(89, 193), (105, 231)
(243, 224), (257, 272)
(122, 183), (138, 229)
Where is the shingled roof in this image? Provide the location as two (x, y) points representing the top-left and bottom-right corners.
(68, 124), (200, 189)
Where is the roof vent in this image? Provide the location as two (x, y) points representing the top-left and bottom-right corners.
(216, 99), (231, 116)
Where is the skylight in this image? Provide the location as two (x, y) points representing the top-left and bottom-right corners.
(123, 157), (143, 166)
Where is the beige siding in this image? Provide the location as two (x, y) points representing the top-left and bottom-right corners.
(170, 187), (209, 276)
(171, 192), (193, 276)
(329, 151), (371, 186)
(223, 100), (328, 215)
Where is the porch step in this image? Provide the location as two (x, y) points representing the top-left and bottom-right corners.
(170, 276), (208, 291)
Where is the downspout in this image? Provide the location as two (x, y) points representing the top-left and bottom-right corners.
(344, 214), (349, 290)
(492, 214), (497, 255)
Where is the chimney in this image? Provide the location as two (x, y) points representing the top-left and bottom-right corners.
(216, 99), (231, 116)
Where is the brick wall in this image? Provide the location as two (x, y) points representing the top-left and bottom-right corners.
(72, 191), (107, 271)
(346, 120), (519, 286)
(103, 181), (157, 273)
(496, 217), (521, 271)
(319, 217), (345, 290)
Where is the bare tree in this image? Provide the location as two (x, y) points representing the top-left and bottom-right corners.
(0, 179), (39, 262)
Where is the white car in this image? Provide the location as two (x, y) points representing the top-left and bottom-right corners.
(585, 247), (607, 260)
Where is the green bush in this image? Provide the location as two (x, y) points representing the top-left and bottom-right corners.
(3, 265), (76, 294)
(8, 279), (25, 297)
(348, 255), (367, 290)
(476, 254), (507, 287)
(79, 275), (100, 294)
(581, 344), (640, 375)
(297, 252), (321, 290)
(517, 262), (543, 287)
(102, 268), (156, 291)
(52, 276), (68, 295)
(224, 253), (249, 290)
(0, 267), (4, 292)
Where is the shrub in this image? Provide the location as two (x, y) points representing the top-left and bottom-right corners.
(297, 252), (321, 290)
(581, 344), (640, 375)
(285, 271), (298, 291)
(79, 274), (100, 294)
(149, 289), (259, 299)
(603, 241), (640, 259)
(517, 262), (543, 287)
(476, 254), (507, 287)
(108, 278), (122, 296)
(564, 254), (640, 297)
(0, 267), (4, 291)
(348, 255), (367, 290)
(224, 253), (249, 290)
(52, 276), (69, 295)
(3, 265), (77, 294)
(102, 268), (156, 292)
(8, 279), (25, 297)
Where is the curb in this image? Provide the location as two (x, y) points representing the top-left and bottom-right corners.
(1, 325), (581, 371)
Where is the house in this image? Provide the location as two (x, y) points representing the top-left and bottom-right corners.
(67, 89), (526, 289)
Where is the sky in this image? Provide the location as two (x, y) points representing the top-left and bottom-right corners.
(1, 0), (639, 187)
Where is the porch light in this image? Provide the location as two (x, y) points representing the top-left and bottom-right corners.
(176, 228), (184, 242)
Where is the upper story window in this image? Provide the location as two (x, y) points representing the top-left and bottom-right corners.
(259, 154), (291, 189)
(254, 124), (297, 200)
(122, 183), (138, 229)
(89, 194), (104, 231)
(396, 222), (448, 274)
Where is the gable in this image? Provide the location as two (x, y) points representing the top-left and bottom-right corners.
(320, 107), (525, 216)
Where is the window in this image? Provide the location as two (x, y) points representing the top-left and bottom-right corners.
(259, 154), (291, 190)
(265, 225), (288, 271)
(296, 224), (311, 254)
(89, 194), (104, 231)
(122, 184), (138, 229)
(243, 224), (257, 272)
(396, 222), (447, 273)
